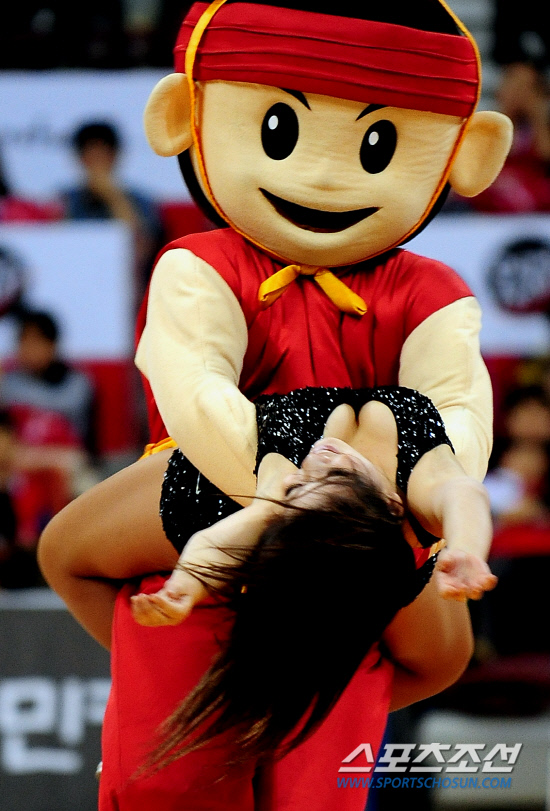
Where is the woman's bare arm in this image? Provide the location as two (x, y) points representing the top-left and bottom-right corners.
(406, 444), (497, 600)
(383, 573), (474, 711)
(131, 453), (298, 626)
(37, 449), (177, 649)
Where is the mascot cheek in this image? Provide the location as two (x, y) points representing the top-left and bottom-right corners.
(355, 112), (462, 253)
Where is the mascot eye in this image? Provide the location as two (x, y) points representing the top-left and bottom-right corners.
(360, 120), (397, 174)
(261, 103), (299, 160)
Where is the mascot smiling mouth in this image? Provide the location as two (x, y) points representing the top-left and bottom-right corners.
(260, 189), (379, 233)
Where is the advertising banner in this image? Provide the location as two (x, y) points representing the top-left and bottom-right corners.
(0, 590), (110, 811)
(409, 214), (550, 356)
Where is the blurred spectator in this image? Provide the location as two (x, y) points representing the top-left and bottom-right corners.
(471, 63), (550, 213)
(0, 310), (95, 452)
(0, 409), (44, 588)
(443, 0), (550, 214)
(485, 384), (550, 525)
(123, 0), (162, 65)
(501, 383), (550, 443)
(485, 438), (550, 525)
(0, 310), (97, 550)
(0, 246), (28, 320)
(0, 151), (62, 223)
(491, 0), (550, 71)
(0, 0), (186, 69)
(481, 382), (550, 658)
(149, 0), (187, 66)
(61, 121), (163, 301)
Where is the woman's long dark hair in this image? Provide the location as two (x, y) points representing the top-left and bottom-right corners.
(146, 468), (418, 773)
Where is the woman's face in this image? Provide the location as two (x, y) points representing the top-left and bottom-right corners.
(284, 437), (399, 507)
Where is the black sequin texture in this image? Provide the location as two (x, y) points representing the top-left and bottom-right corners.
(159, 386), (453, 597)
(254, 386), (453, 492)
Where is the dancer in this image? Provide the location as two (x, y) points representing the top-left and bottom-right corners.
(134, 386), (495, 628)
(130, 386), (495, 772)
(39, 386), (494, 808)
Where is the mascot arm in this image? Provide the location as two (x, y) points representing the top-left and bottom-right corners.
(399, 297), (492, 482)
(136, 248), (258, 504)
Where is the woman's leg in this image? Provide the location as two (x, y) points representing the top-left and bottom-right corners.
(38, 450), (256, 810)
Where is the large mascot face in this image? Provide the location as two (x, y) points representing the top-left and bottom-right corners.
(199, 82), (464, 265)
(145, 0), (513, 267)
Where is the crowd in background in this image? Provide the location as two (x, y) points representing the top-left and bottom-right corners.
(0, 0), (549, 708)
(1, 4), (550, 811)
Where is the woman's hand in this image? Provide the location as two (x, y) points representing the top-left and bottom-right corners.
(131, 453), (298, 628)
(435, 548), (498, 601)
(131, 566), (208, 626)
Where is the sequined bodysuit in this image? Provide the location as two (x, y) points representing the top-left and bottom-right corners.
(160, 385), (452, 569)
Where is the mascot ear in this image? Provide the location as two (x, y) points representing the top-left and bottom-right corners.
(144, 74), (193, 157)
(449, 111), (513, 197)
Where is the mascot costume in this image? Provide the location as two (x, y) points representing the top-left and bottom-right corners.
(99, 0), (512, 809)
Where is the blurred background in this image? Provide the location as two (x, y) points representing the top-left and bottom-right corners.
(1, 0), (550, 809)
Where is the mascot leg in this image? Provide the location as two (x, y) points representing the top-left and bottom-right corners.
(257, 651), (392, 811)
(99, 575), (256, 811)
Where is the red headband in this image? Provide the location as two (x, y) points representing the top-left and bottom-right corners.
(174, 2), (479, 118)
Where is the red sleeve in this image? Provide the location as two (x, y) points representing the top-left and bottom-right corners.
(396, 252), (473, 339)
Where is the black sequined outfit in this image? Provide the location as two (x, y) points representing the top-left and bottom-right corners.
(161, 386), (452, 600)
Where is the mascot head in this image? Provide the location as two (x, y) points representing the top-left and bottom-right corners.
(144, 0), (513, 268)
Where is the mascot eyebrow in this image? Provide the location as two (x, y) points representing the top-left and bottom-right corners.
(357, 105), (387, 120)
(282, 89), (310, 108)
(281, 90), (386, 120)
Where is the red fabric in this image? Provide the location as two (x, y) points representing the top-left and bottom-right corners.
(78, 359), (139, 454)
(151, 229), (471, 401)
(100, 578), (257, 811)
(175, 2), (479, 117)
(490, 523), (550, 558)
(101, 575), (392, 811)
(159, 200), (214, 243)
(0, 197), (63, 223)
(257, 650), (392, 811)
(141, 230), (471, 439)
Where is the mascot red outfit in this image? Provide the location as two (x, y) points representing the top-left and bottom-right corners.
(100, 1), (512, 809)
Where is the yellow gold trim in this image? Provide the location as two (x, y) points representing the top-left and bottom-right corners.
(258, 264), (367, 315)
(430, 539), (447, 556)
(141, 437), (178, 459)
